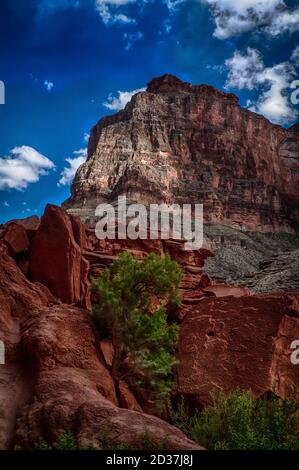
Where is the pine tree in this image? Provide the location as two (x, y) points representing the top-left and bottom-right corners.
(92, 252), (183, 404)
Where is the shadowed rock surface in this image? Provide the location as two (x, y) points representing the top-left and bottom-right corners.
(203, 225), (299, 290)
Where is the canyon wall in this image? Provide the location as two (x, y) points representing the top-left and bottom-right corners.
(64, 74), (299, 232)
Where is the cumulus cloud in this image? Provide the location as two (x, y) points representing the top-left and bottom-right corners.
(44, 80), (54, 92)
(103, 87), (145, 111)
(0, 146), (55, 191)
(225, 47), (298, 125)
(265, 7), (299, 36)
(58, 148), (87, 186)
(201, 0), (299, 39)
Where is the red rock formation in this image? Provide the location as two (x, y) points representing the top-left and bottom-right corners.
(0, 240), (202, 450)
(118, 380), (143, 413)
(64, 74), (299, 232)
(2, 222), (29, 257)
(84, 223), (213, 303)
(203, 284), (252, 297)
(0, 243), (56, 449)
(176, 293), (299, 409)
(29, 204), (91, 309)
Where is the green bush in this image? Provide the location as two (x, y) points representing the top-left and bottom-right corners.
(92, 252), (183, 405)
(33, 431), (79, 450)
(172, 390), (299, 450)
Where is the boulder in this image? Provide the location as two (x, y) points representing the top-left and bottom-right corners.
(2, 222), (29, 257)
(176, 293), (299, 409)
(29, 204), (91, 308)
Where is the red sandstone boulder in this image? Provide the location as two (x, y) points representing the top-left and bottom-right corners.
(2, 222), (29, 256)
(176, 293), (299, 409)
(29, 204), (91, 309)
(0, 245), (56, 449)
(118, 380), (143, 413)
(4, 215), (40, 231)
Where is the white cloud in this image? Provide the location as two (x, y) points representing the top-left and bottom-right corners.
(94, 0), (184, 25)
(0, 146), (55, 191)
(201, 0), (299, 39)
(265, 7), (299, 36)
(83, 132), (90, 143)
(95, 0), (137, 25)
(291, 46), (299, 67)
(225, 47), (264, 90)
(165, 0), (185, 11)
(44, 80), (54, 92)
(103, 87), (146, 111)
(225, 48), (298, 125)
(123, 31), (143, 50)
(58, 148), (87, 186)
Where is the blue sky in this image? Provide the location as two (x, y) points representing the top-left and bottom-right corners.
(0, 0), (298, 223)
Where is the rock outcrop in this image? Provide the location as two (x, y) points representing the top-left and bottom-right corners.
(29, 204), (91, 309)
(64, 74), (299, 233)
(176, 293), (299, 409)
(84, 222), (213, 307)
(0, 240), (202, 450)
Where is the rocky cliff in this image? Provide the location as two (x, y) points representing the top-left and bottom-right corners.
(64, 74), (299, 233)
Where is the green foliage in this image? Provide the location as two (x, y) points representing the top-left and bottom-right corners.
(100, 427), (168, 450)
(92, 252), (183, 404)
(22, 428), (169, 451)
(171, 391), (299, 450)
(170, 398), (192, 436)
(53, 431), (78, 450)
(32, 432), (79, 450)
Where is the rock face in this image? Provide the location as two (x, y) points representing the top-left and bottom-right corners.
(0, 241), (202, 450)
(29, 204), (91, 309)
(64, 74), (299, 233)
(0, 244), (56, 449)
(84, 223), (213, 308)
(203, 224), (299, 290)
(176, 293), (299, 409)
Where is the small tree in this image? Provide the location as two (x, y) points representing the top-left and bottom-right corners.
(92, 252), (183, 404)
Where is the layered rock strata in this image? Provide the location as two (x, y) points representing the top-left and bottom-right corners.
(64, 74), (299, 233)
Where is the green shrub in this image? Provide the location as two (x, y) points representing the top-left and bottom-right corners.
(92, 252), (183, 405)
(171, 390), (299, 450)
(33, 431), (79, 450)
